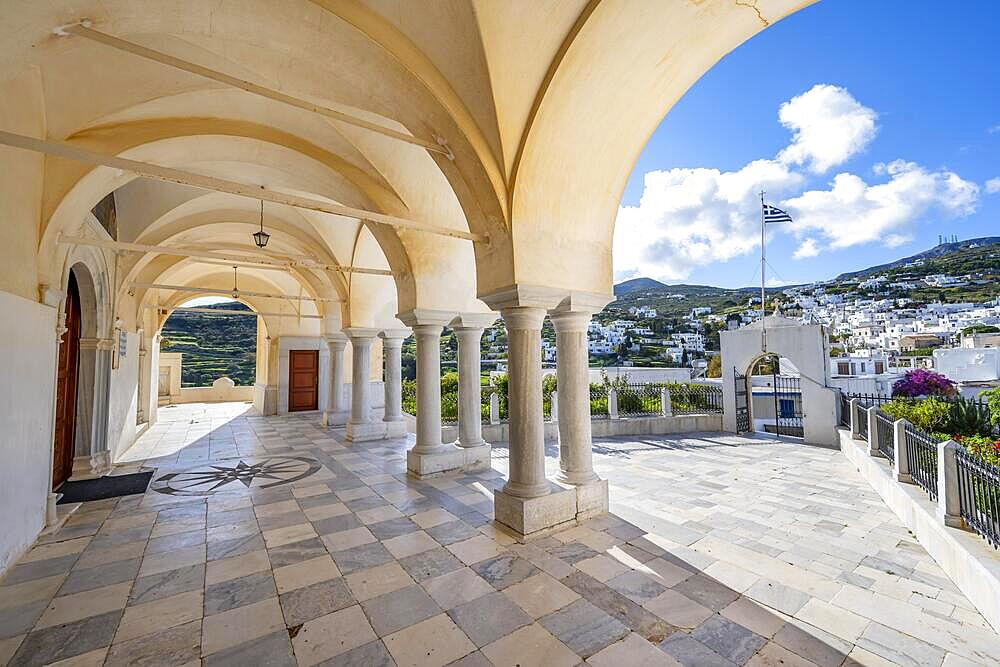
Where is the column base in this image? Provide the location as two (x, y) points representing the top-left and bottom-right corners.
(384, 419), (408, 438)
(91, 451), (112, 477)
(407, 444), (491, 478)
(345, 421), (385, 442)
(322, 410), (350, 427)
(938, 509), (964, 529)
(494, 478), (609, 538)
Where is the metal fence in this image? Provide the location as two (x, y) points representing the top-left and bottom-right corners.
(856, 402), (869, 441)
(844, 392), (893, 408)
(904, 423), (938, 501)
(669, 384), (724, 415)
(589, 385), (610, 419)
(839, 393), (851, 428)
(615, 383), (661, 417)
(956, 447), (1000, 549)
(875, 410), (895, 462)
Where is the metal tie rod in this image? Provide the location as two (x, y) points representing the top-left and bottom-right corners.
(0, 130), (484, 243)
(132, 282), (340, 303)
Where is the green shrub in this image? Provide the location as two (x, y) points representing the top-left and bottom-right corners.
(881, 398), (951, 433)
(947, 397), (994, 438)
(981, 387), (1000, 427)
(440, 372), (459, 394)
(955, 434), (1000, 467)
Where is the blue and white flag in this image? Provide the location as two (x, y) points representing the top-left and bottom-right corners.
(763, 204), (793, 224)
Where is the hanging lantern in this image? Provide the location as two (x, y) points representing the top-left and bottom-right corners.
(231, 266), (239, 300)
(252, 199), (270, 248)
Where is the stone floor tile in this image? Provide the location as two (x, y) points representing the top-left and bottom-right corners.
(425, 520), (480, 546)
(796, 598), (870, 643)
(772, 621), (852, 667)
(254, 499), (300, 519)
(116, 589), (204, 642)
(382, 530), (439, 559)
(36, 581), (131, 629)
(643, 590), (714, 630)
(576, 554), (633, 582)
(312, 512), (362, 536)
(46, 645), (109, 666)
(502, 572), (580, 619)
(129, 563), (205, 606)
(0, 634), (24, 665)
(547, 541), (601, 565)
(273, 554), (340, 593)
(332, 541), (395, 575)
(322, 526), (376, 553)
(10, 609), (122, 667)
(146, 528), (206, 555)
(205, 549), (271, 586)
(318, 639), (395, 666)
(447, 591), (532, 647)
(202, 596), (285, 656)
(398, 546), (464, 582)
(854, 622), (946, 667)
(481, 622), (580, 667)
(205, 570), (277, 615)
(445, 535), (505, 565)
(607, 569), (669, 604)
(672, 574), (741, 612)
(409, 508), (456, 529)
(422, 567), (495, 610)
(0, 599), (49, 639)
(202, 630), (295, 667)
(843, 646), (900, 667)
(720, 598), (786, 639)
(279, 576), (354, 627)
(345, 561), (414, 602)
(383, 613), (477, 667)
(104, 618), (201, 667)
(745, 579), (811, 616)
(138, 543), (206, 577)
(692, 615), (768, 665)
(292, 605), (377, 666)
(539, 598), (629, 658)
(21, 537), (92, 563)
(470, 553), (539, 591)
(58, 558), (140, 596)
(303, 501), (351, 522)
(562, 570), (675, 645)
(267, 536), (328, 568)
(588, 632), (683, 667)
(746, 641), (821, 667)
(262, 522), (317, 548)
(2, 553), (79, 585)
(658, 633), (738, 667)
(356, 505), (403, 525)
(207, 533), (266, 561)
(368, 517), (420, 540)
(362, 584), (441, 636)
(74, 541), (146, 570)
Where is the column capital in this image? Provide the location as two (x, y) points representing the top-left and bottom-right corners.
(38, 284), (66, 308)
(450, 313), (498, 331)
(379, 328), (411, 343)
(342, 327), (380, 341)
(96, 337), (116, 351)
(397, 309), (454, 328)
(548, 310), (593, 334)
(481, 284), (613, 313)
(324, 333), (348, 350)
(500, 306), (546, 331)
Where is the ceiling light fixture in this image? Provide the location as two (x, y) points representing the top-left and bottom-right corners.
(231, 266), (239, 299)
(252, 199), (270, 248)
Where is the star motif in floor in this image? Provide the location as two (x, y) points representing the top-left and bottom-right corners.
(151, 456), (322, 495)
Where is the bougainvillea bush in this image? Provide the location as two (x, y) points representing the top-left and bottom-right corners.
(891, 369), (957, 399)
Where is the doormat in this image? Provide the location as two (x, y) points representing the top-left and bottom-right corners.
(57, 471), (153, 504)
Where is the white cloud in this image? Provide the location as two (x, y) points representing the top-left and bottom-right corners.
(614, 159), (801, 281)
(988, 125), (1000, 135)
(793, 238), (820, 259)
(777, 84), (878, 173)
(986, 177), (1000, 194)
(783, 160), (979, 250)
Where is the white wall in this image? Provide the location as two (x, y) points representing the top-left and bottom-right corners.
(108, 332), (139, 462)
(933, 347), (1000, 383)
(0, 292), (57, 573)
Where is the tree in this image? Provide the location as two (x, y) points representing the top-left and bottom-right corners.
(962, 324), (1000, 336)
(706, 355), (722, 378)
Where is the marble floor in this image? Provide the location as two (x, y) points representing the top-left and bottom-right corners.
(1, 403), (998, 666)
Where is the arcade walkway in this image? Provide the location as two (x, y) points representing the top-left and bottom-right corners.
(1, 403), (997, 666)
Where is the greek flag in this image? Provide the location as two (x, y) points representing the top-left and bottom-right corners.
(763, 204), (793, 224)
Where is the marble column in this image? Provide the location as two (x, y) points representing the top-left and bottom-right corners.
(550, 310), (599, 485)
(90, 338), (114, 476)
(412, 323), (447, 454)
(380, 330), (409, 438)
(344, 328), (382, 442)
(322, 334), (348, 427)
(453, 323), (488, 448)
(500, 307), (550, 499)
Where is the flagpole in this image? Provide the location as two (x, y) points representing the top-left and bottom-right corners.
(760, 190), (766, 353)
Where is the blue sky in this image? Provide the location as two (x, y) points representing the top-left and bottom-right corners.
(614, 0), (1000, 289)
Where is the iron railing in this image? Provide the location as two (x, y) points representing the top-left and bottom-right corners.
(589, 385), (609, 419)
(843, 392), (892, 408)
(615, 383), (662, 417)
(956, 447), (1000, 549)
(856, 402), (869, 441)
(904, 423), (938, 501)
(875, 410), (895, 461)
(839, 393), (851, 428)
(670, 384), (724, 415)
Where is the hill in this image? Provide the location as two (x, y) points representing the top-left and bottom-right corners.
(159, 301), (257, 387)
(835, 237), (1000, 280)
(613, 277), (668, 295)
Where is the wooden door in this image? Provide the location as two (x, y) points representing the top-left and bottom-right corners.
(288, 350), (319, 412)
(53, 273), (81, 489)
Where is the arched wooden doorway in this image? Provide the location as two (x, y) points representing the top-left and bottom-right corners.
(53, 272), (81, 489)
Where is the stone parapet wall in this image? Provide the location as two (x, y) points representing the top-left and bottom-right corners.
(437, 413), (723, 443)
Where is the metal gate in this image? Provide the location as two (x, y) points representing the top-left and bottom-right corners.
(734, 368), (751, 433)
(770, 369), (803, 437)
